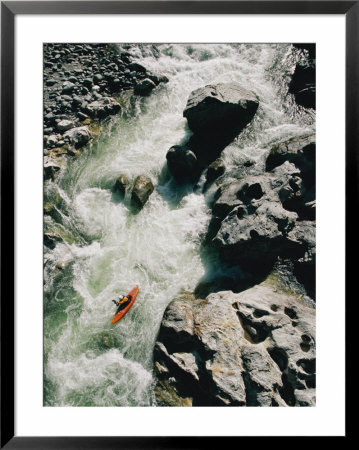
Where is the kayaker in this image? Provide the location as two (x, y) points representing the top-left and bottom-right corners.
(112, 294), (132, 310)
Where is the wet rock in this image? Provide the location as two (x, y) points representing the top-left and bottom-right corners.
(206, 158), (225, 183)
(114, 174), (129, 197)
(44, 157), (61, 181)
(289, 63), (315, 110)
(166, 145), (199, 183)
(134, 78), (157, 95)
(44, 231), (63, 249)
(131, 175), (154, 210)
(84, 97), (121, 119)
(154, 285), (315, 406)
(63, 126), (92, 148)
(183, 82), (259, 135)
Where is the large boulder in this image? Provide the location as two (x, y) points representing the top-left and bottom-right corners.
(154, 285), (315, 406)
(166, 145), (200, 183)
(131, 175), (154, 210)
(182, 83), (259, 165)
(211, 165), (309, 271)
(183, 83), (259, 134)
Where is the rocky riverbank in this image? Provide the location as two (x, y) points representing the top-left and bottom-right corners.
(43, 43), (168, 181)
(154, 44), (316, 406)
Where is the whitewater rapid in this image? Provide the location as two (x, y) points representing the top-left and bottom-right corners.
(43, 44), (314, 406)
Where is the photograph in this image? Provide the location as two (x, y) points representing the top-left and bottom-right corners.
(43, 42), (316, 408)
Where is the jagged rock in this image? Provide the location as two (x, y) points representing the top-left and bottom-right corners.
(131, 175), (154, 210)
(134, 78), (157, 95)
(166, 145), (199, 183)
(114, 174), (129, 197)
(266, 134), (315, 172)
(287, 221), (316, 300)
(63, 126), (92, 148)
(84, 97), (121, 119)
(183, 83), (259, 134)
(212, 167), (306, 271)
(266, 135), (315, 220)
(154, 285), (315, 406)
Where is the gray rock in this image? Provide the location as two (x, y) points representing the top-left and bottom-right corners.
(134, 78), (156, 95)
(211, 165), (317, 271)
(131, 175), (154, 210)
(61, 81), (75, 94)
(57, 120), (74, 132)
(154, 284), (315, 407)
(84, 97), (121, 119)
(63, 126), (92, 148)
(266, 134), (315, 172)
(183, 82), (259, 134)
(166, 145), (199, 183)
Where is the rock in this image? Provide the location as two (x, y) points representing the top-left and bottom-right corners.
(266, 134), (315, 172)
(131, 175), (154, 210)
(44, 232), (62, 249)
(183, 82), (259, 135)
(84, 97), (121, 119)
(206, 158), (225, 183)
(134, 78), (157, 95)
(166, 145), (199, 183)
(212, 169), (303, 271)
(147, 73), (169, 85)
(128, 62), (147, 73)
(44, 157), (61, 181)
(114, 174), (129, 197)
(46, 79), (57, 86)
(154, 285), (315, 406)
(61, 81), (75, 94)
(266, 135), (315, 220)
(287, 221), (316, 300)
(288, 63), (315, 109)
(46, 134), (59, 148)
(293, 44), (316, 60)
(63, 126), (92, 148)
(56, 120), (74, 132)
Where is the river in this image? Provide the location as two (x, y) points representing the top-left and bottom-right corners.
(43, 43), (315, 406)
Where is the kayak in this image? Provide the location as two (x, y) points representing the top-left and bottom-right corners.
(111, 285), (139, 324)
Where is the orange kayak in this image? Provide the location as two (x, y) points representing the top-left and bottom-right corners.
(111, 286), (139, 324)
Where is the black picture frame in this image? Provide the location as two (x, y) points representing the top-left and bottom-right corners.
(1, 1), (352, 447)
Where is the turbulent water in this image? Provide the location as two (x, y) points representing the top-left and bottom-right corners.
(43, 44), (315, 406)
